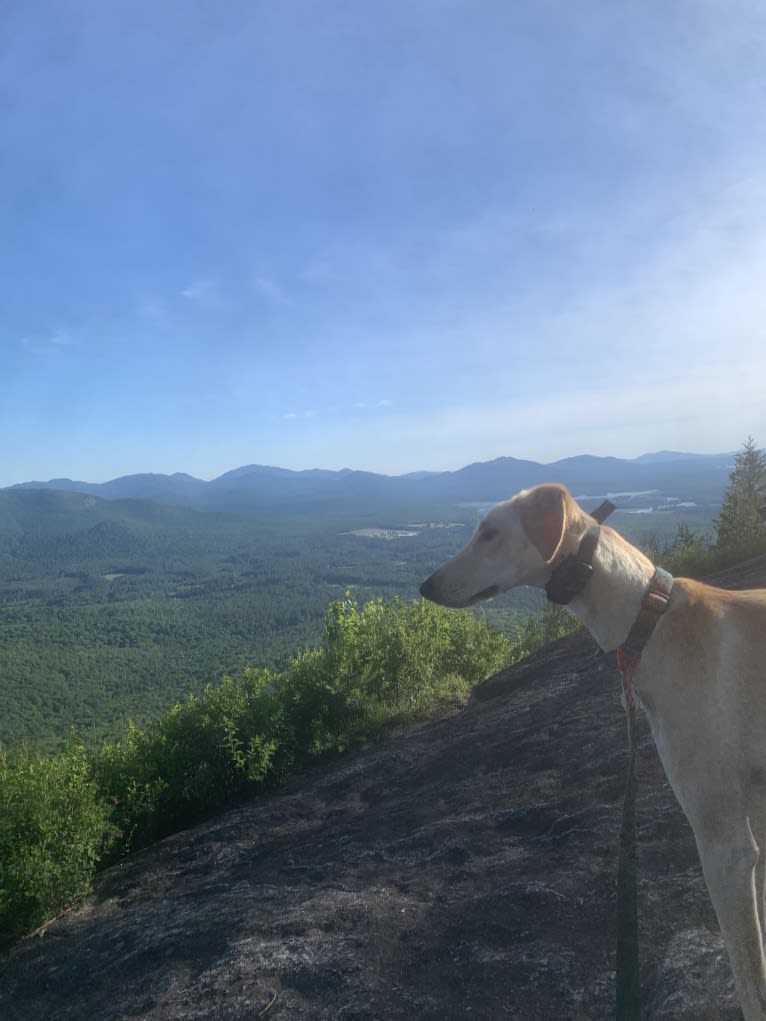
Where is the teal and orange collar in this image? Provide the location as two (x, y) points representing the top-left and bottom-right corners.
(613, 567), (674, 707)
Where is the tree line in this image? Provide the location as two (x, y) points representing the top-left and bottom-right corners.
(642, 436), (766, 575)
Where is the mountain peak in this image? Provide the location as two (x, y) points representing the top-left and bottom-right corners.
(4, 450), (734, 514)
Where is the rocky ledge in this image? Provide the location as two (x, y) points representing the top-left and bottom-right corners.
(4, 559), (765, 1020)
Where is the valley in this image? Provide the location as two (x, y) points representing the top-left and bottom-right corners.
(0, 452), (726, 751)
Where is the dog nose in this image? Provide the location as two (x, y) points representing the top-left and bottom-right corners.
(420, 575), (436, 600)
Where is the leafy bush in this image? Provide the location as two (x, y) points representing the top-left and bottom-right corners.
(507, 603), (581, 660)
(2, 594), (566, 941)
(283, 595), (511, 760)
(95, 596), (510, 856)
(640, 521), (766, 579)
(0, 734), (113, 944)
(93, 668), (282, 856)
(670, 534), (766, 578)
(641, 438), (766, 578)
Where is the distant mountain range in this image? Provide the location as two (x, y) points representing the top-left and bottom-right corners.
(6, 451), (734, 516)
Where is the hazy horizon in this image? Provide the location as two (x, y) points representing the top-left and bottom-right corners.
(2, 445), (737, 490)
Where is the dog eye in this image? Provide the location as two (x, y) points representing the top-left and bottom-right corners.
(479, 527), (498, 542)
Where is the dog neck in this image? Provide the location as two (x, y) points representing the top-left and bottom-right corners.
(562, 525), (657, 654)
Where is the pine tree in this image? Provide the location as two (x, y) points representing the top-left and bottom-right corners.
(714, 437), (766, 548)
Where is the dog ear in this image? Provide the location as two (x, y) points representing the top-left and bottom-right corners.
(517, 484), (569, 563)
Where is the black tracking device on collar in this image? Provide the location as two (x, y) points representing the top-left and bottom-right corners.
(544, 498), (616, 605)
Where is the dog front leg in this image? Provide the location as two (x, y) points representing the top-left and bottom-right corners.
(695, 821), (766, 1020)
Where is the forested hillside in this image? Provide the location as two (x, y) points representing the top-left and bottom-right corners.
(0, 478), (719, 751)
(0, 490), (478, 748)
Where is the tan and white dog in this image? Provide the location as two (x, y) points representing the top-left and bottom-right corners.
(420, 483), (766, 1020)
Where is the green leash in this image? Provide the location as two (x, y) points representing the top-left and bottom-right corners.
(613, 568), (673, 1019)
(615, 709), (640, 1020)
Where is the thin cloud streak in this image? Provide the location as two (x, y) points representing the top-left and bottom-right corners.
(253, 276), (288, 304)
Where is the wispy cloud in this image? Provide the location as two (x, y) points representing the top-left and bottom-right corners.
(351, 399), (394, 411)
(301, 259), (333, 284)
(253, 275), (288, 304)
(137, 297), (171, 325)
(21, 329), (75, 355)
(180, 278), (219, 303)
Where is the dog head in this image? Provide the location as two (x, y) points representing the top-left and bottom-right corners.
(419, 483), (579, 608)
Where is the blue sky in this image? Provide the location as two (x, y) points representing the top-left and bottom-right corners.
(2, 1), (766, 486)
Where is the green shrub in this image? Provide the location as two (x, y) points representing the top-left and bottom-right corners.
(507, 602), (581, 660)
(281, 594), (511, 760)
(640, 522), (766, 579)
(93, 668), (282, 856)
(0, 734), (113, 944)
(671, 534), (766, 578)
(3, 594), (564, 938)
(93, 596), (511, 857)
